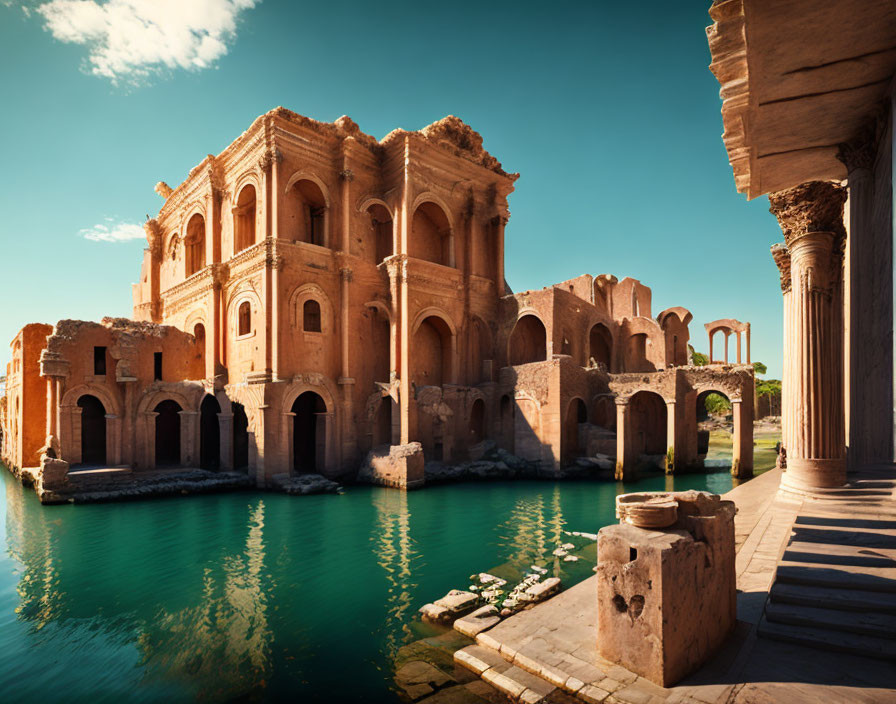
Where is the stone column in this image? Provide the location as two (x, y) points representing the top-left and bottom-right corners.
(771, 243), (792, 468)
(769, 181), (847, 491)
(218, 411), (234, 471)
(731, 398), (753, 478)
(615, 399), (636, 482)
(179, 410), (199, 468)
(664, 400), (676, 475)
(838, 129), (893, 469)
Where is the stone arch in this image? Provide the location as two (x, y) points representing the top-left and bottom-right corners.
(154, 399), (182, 467)
(508, 313), (547, 366)
(694, 387), (733, 465)
(562, 397), (588, 464)
(360, 198), (394, 264)
(288, 283), (334, 335)
(227, 288), (263, 341)
(76, 395), (106, 467)
(412, 311), (456, 387)
(588, 322), (613, 369)
(184, 211), (206, 276)
(411, 199), (454, 267)
(629, 390), (667, 457)
(283, 172), (330, 247)
(136, 387), (200, 469)
(282, 380), (338, 477)
(233, 181), (258, 254)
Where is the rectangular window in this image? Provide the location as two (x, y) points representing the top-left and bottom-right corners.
(94, 346), (107, 375)
(154, 352), (163, 381)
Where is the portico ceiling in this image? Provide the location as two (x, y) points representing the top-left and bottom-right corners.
(707, 0), (896, 198)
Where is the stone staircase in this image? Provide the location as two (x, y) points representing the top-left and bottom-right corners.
(758, 482), (896, 661)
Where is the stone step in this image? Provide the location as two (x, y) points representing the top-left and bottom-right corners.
(455, 646), (555, 703)
(758, 615), (896, 661)
(776, 563), (896, 594)
(765, 601), (896, 640)
(784, 540), (896, 567)
(769, 581), (896, 614)
(790, 525), (896, 550)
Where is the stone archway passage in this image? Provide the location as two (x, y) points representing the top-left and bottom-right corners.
(232, 402), (249, 472)
(588, 323), (612, 369)
(508, 315), (547, 366)
(78, 394), (106, 466)
(293, 392), (326, 474)
(200, 395), (221, 471)
(154, 399), (182, 467)
(630, 391), (667, 456)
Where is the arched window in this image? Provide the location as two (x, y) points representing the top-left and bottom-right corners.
(508, 315), (547, 366)
(286, 178), (328, 246)
(366, 203), (393, 263)
(411, 202), (453, 267)
(303, 299), (322, 332)
(234, 185), (257, 254)
(238, 301), (251, 336)
(185, 213), (205, 276)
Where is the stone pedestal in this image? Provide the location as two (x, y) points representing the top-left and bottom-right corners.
(360, 442), (425, 489)
(596, 491), (736, 687)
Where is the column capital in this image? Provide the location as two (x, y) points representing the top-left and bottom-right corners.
(770, 243), (792, 293)
(768, 181), (846, 247)
(837, 133), (876, 173)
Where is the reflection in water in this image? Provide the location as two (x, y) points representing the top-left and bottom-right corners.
(371, 489), (419, 664)
(0, 464), (737, 703)
(497, 485), (568, 576)
(140, 500), (273, 700)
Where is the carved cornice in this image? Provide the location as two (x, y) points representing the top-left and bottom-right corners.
(837, 131), (876, 173)
(768, 181), (847, 246)
(770, 243), (791, 294)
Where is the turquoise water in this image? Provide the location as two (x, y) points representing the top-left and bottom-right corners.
(0, 465), (735, 703)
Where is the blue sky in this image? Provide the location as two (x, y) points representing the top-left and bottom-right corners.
(0, 0), (784, 377)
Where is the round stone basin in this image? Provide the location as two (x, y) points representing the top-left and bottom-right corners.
(616, 492), (679, 528)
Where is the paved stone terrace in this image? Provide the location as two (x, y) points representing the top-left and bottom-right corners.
(437, 467), (896, 704)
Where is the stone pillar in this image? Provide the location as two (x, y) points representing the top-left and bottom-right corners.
(838, 130), (893, 469)
(106, 414), (121, 466)
(771, 243), (792, 468)
(731, 398), (753, 478)
(218, 411), (233, 471)
(769, 181), (847, 491)
(615, 399), (636, 482)
(664, 400), (676, 475)
(179, 410), (199, 468)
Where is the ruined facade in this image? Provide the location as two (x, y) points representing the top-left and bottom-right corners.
(2, 108), (753, 492)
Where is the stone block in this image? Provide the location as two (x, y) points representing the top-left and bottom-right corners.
(596, 490), (736, 687)
(454, 605), (501, 637)
(359, 442), (425, 489)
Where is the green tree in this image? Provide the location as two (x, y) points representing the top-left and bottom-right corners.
(704, 392), (731, 416)
(688, 345), (709, 366)
(752, 361), (767, 376)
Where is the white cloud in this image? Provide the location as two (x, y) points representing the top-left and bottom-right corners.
(81, 219), (145, 242)
(34, 0), (259, 81)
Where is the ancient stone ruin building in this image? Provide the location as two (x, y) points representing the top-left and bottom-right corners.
(1, 108), (753, 493)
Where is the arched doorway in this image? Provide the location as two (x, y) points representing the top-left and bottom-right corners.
(469, 398), (485, 445)
(77, 394), (106, 466)
(154, 399), (182, 467)
(696, 390), (733, 467)
(232, 402), (249, 472)
(200, 395), (221, 471)
(588, 323), (612, 369)
(412, 316), (452, 387)
(292, 392), (326, 474)
(508, 315), (547, 366)
(562, 398), (588, 464)
(629, 391), (667, 462)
